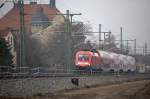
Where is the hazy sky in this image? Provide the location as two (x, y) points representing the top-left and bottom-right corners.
(57, 0), (150, 48)
(0, 0), (150, 50)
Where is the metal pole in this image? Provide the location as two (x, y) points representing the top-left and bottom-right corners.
(99, 24), (101, 49)
(120, 27), (123, 54)
(19, 0), (26, 67)
(134, 39), (136, 55)
(109, 31), (111, 49)
(145, 43), (148, 56)
(66, 10), (71, 73)
(143, 46), (145, 56)
(70, 14), (74, 71)
(104, 32), (106, 49)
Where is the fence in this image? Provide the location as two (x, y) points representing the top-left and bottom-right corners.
(0, 65), (150, 79)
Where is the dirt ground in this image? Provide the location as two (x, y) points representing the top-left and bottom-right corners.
(34, 80), (150, 99)
(1, 80), (150, 99)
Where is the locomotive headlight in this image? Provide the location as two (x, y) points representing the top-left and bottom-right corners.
(77, 62), (82, 65)
(84, 62), (90, 65)
(77, 62), (90, 65)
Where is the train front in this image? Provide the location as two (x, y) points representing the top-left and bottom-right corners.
(75, 51), (92, 70)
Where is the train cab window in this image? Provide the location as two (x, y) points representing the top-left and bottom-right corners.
(78, 54), (89, 61)
(91, 49), (98, 53)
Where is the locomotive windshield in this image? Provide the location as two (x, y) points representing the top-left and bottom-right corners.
(78, 54), (89, 61)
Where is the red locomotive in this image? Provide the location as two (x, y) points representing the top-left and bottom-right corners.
(75, 50), (136, 72)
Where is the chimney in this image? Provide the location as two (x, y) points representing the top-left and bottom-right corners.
(50, 0), (56, 8)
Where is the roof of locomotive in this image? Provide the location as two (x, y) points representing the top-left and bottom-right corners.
(76, 50), (93, 55)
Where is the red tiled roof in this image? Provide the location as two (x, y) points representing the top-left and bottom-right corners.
(0, 4), (60, 33)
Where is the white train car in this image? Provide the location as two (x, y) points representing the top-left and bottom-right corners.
(97, 50), (136, 72)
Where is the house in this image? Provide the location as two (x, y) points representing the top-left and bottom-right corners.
(0, 0), (65, 67)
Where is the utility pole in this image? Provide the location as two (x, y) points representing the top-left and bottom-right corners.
(108, 31), (111, 41)
(134, 39), (136, 55)
(126, 40), (129, 54)
(108, 31), (111, 49)
(99, 24), (101, 49)
(66, 10), (71, 73)
(104, 32), (106, 47)
(120, 27), (123, 54)
(144, 43), (148, 56)
(18, 0), (26, 67)
(65, 10), (82, 72)
(143, 46), (145, 56)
